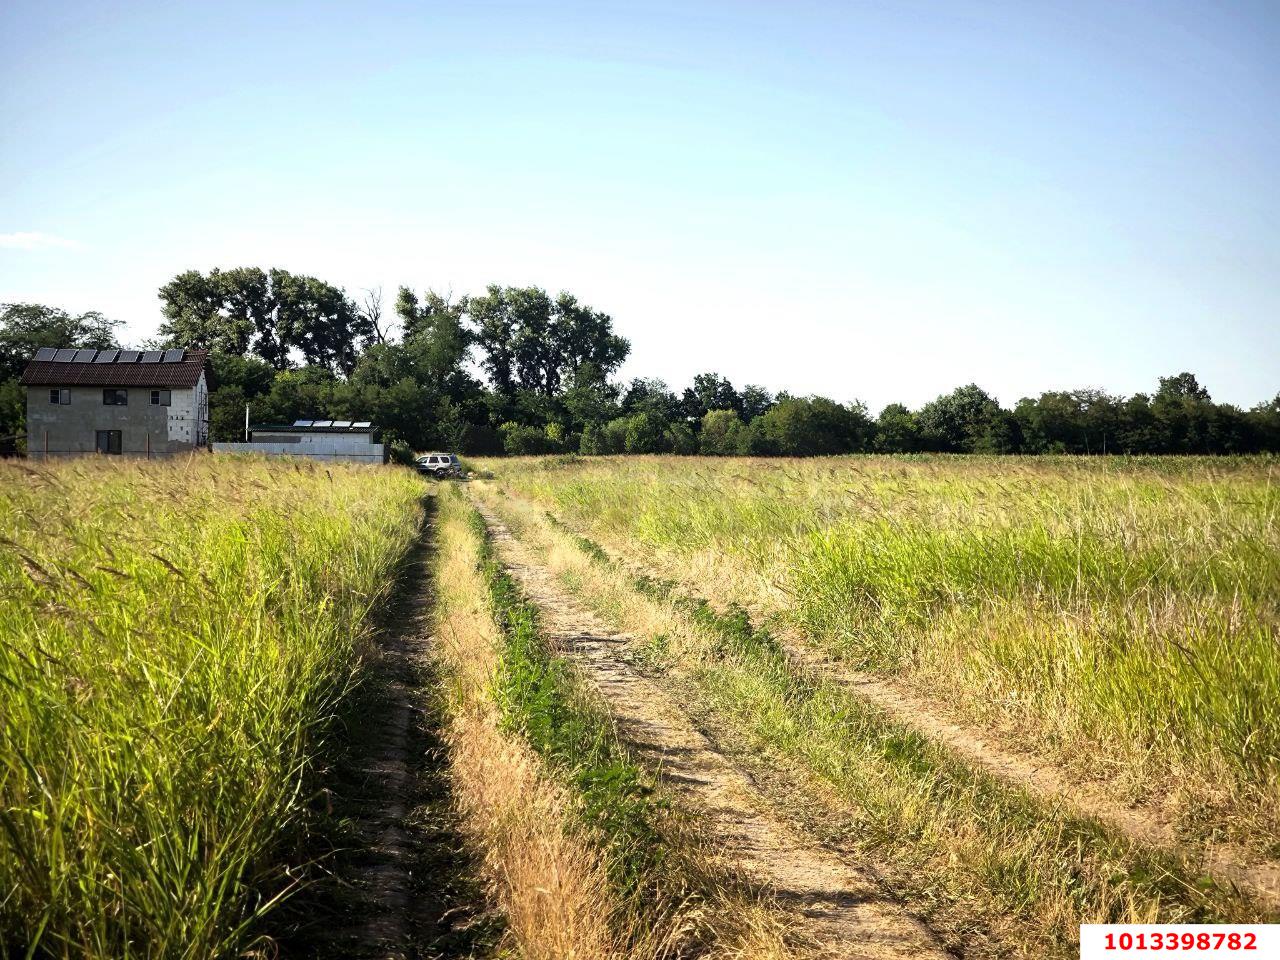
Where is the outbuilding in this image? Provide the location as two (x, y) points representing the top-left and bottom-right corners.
(20, 347), (211, 458)
(212, 420), (387, 464)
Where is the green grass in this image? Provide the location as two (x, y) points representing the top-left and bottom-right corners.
(0, 456), (426, 959)
(479, 455), (1280, 849)
(500, 499), (1271, 958)
(466, 507), (669, 901)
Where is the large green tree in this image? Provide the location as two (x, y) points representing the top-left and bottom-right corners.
(0, 303), (122, 438)
(159, 268), (371, 374)
(916, 384), (1017, 452)
(468, 285), (629, 398)
(0, 303), (121, 382)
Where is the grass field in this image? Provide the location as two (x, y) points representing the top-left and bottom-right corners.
(5, 452), (1276, 959)
(477, 455), (1280, 850)
(0, 456), (426, 958)
(431, 487), (799, 959)
(467, 452), (1280, 960)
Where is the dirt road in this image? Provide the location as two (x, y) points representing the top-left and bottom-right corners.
(474, 502), (952, 960)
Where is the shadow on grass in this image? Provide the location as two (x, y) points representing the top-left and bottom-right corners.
(271, 498), (502, 960)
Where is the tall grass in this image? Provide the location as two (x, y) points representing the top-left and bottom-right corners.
(433, 488), (798, 959)
(0, 456), (425, 958)
(483, 491), (1270, 957)
(476, 455), (1280, 849)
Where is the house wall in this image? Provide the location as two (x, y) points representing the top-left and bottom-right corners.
(250, 430), (377, 449)
(26, 385), (200, 458)
(211, 439), (386, 464)
(167, 372), (209, 445)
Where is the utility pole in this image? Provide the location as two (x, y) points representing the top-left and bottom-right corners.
(244, 404), (250, 442)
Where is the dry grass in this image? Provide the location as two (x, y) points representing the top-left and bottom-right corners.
(431, 487), (800, 960)
(431, 488), (622, 959)
(476, 455), (1280, 854)
(476, 485), (1272, 958)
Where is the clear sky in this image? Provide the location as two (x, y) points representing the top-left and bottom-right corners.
(2, 0), (1277, 411)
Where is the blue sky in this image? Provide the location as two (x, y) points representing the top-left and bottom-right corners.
(2, 0), (1276, 410)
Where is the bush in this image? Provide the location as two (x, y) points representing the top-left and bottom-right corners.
(385, 435), (416, 466)
(500, 421), (560, 455)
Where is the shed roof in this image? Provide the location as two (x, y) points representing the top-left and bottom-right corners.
(20, 348), (210, 388)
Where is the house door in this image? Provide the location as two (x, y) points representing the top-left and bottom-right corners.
(95, 430), (122, 455)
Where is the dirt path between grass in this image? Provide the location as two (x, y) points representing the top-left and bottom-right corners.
(515, 499), (1280, 913)
(772, 640), (1280, 911)
(279, 517), (495, 960)
(475, 502), (953, 960)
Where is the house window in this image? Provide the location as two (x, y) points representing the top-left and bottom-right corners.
(95, 430), (122, 455)
(103, 389), (128, 406)
(49, 388), (70, 405)
(150, 389), (171, 406)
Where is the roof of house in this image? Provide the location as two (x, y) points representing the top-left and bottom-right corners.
(20, 348), (211, 388)
(251, 420), (377, 433)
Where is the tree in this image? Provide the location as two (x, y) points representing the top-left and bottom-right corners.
(916, 384), (1010, 452)
(499, 421), (559, 455)
(739, 384), (775, 422)
(1116, 393), (1160, 453)
(1014, 390), (1123, 454)
(682, 373), (740, 423)
(751, 396), (873, 456)
(700, 409), (748, 455)
(623, 411), (669, 453)
(874, 403), (921, 453)
(552, 291), (629, 385)
(360, 287), (392, 344)
(251, 366), (340, 425)
(0, 379), (24, 440)
(1156, 372), (1210, 402)
(158, 268), (259, 357)
(665, 421), (698, 454)
(468, 285), (517, 396)
(158, 267), (370, 374)
(206, 353), (277, 442)
(1151, 371), (1216, 453)
(561, 363), (621, 432)
(1248, 394), (1280, 452)
(1, 302), (121, 382)
(621, 378), (681, 421)
(468, 285), (629, 398)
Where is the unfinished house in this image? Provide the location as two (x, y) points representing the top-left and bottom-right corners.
(21, 347), (211, 458)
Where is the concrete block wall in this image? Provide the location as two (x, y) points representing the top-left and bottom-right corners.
(26, 385), (199, 458)
(211, 441), (387, 464)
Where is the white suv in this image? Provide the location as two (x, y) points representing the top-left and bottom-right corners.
(415, 452), (461, 478)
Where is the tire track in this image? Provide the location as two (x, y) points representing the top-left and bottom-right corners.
(475, 501), (953, 960)
(509, 494), (1280, 912)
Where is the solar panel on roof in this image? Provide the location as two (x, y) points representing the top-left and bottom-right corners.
(141, 350), (163, 363)
(332, 420), (352, 428)
(293, 420), (314, 427)
(54, 349), (77, 361)
(73, 349), (97, 362)
(119, 350), (141, 363)
(34, 347), (56, 361)
(94, 349), (119, 363)
(352, 421), (372, 428)
(312, 420), (334, 427)
(163, 349), (185, 362)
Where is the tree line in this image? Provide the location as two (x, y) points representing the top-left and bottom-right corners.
(2, 270), (1278, 457)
